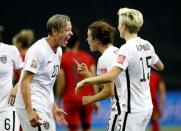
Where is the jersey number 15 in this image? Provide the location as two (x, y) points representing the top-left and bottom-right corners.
(140, 56), (151, 82)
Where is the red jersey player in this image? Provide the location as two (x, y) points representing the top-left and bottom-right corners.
(57, 28), (99, 131)
(149, 70), (166, 131)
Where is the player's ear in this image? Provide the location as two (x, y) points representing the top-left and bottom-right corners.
(94, 38), (99, 43)
(52, 28), (58, 35)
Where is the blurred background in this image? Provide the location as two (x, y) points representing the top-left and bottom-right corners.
(1, 0), (180, 130)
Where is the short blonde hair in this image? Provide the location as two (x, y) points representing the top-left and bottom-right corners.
(118, 7), (143, 33)
(46, 14), (70, 35)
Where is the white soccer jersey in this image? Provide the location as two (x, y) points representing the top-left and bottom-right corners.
(97, 45), (122, 114)
(114, 37), (159, 113)
(15, 38), (62, 113)
(0, 43), (22, 111)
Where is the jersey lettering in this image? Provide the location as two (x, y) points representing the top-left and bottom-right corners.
(52, 65), (59, 77)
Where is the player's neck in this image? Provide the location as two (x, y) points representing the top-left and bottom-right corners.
(124, 33), (138, 42)
(20, 49), (27, 57)
(66, 47), (78, 53)
(99, 43), (112, 54)
(45, 37), (58, 53)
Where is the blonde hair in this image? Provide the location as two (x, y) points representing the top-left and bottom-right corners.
(12, 29), (35, 48)
(118, 7), (143, 33)
(46, 14), (70, 35)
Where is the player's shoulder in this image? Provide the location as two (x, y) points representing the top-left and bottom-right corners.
(137, 37), (153, 47)
(99, 46), (118, 62)
(110, 46), (119, 54)
(1, 42), (19, 52)
(27, 38), (46, 53)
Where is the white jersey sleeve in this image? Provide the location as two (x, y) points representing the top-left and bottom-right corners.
(97, 58), (109, 75)
(24, 47), (42, 74)
(114, 45), (129, 70)
(97, 46), (119, 75)
(150, 45), (159, 65)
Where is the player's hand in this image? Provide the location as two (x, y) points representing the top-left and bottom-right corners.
(8, 88), (17, 106)
(73, 59), (86, 71)
(73, 59), (91, 77)
(28, 110), (42, 128)
(75, 80), (85, 94)
(53, 106), (68, 125)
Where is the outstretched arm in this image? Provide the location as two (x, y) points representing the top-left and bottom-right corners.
(82, 82), (114, 105)
(75, 66), (122, 94)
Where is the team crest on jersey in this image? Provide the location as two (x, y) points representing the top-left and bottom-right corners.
(31, 59), (37, 68)
(0, 55), (7, 64)
(100, 68), (107, 74)
(117, 55), (126, 64)
(43, 121), (50, 130)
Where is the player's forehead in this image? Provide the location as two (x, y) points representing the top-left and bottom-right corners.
(64, 21), (72, 30)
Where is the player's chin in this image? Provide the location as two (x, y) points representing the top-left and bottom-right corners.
(90, 47), (96, 52)
(60, 41), (68, 47)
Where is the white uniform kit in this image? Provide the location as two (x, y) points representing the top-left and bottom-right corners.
(15, 38), (62, 131)
(0, 42), (22, 131)
(96, 45), (123, 131)
(113, 37), (159, 131)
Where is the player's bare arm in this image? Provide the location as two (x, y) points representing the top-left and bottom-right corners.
(82, 82), (114, 105)
(21, 71), (42, 127)
(152, 59), (164, 71)
(75, 66), (122, 94)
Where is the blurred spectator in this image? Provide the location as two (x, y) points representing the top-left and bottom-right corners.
(56, 28), (99, 131)
(12, 29), (35, 84)
(150, 70), (166, 131)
